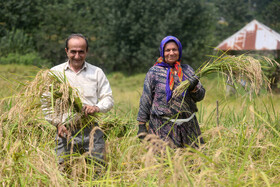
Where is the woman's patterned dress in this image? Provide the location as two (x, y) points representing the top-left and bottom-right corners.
(137, 64), (205, 147)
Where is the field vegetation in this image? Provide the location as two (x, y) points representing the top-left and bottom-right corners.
(1, 0), (280, 185)
(0, 64), (280, 186)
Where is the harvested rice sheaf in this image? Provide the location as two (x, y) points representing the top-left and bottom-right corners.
(3, 69), (99, 132)
(174, 55), (279, 98)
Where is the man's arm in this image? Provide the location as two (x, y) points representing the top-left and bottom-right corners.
(95, 69), (114, 113)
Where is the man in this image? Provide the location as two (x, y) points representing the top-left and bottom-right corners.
(44, 33), (114, 166)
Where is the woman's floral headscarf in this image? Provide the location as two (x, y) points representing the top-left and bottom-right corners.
(154, 36), (185, 102)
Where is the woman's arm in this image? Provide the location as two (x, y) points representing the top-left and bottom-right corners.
(137, 70), (154, 123)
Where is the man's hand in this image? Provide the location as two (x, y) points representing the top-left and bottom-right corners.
(57, 124), (69, 138)
(83, 105), (100, 117)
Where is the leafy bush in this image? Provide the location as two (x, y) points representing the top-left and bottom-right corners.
(0, 29), (51, 67)
(0, 52), (51, 67)
(0, 29), (34, 55)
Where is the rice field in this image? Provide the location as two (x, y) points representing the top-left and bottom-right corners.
(0, 64), (280, 186)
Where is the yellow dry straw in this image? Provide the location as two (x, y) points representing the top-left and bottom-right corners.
(1, 69), (99, 133)
(174, 54), (278, 98)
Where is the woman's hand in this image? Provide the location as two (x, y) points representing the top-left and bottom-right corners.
(83, 105), (100, 117)
(187, 76), (199, 93)
(137, 123), (148, 140)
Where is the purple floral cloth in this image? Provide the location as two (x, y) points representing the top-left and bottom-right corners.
(137, 64), (205, 147)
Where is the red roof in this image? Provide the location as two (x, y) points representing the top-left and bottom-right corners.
(216, 20), (280, 51)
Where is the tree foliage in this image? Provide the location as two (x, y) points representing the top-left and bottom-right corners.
(262, 0), (280, 32)
(213, 0), (254, 43)
(0, 0), (43, 35)
(0, 0), (278, 73)
(91, 0), (215, 73)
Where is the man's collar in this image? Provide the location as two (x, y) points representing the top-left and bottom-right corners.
(64, 61), (71, 70)
(64, 61), (87, 72)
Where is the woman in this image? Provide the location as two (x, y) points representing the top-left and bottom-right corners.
(137, 36), (205, 148)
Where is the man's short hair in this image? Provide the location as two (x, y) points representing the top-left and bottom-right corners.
(65, 33), (89, 51)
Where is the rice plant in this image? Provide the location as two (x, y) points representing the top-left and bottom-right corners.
(174, 54), (279, 98)
(1, 65), (280, 186)
(1, 69), (100, 133)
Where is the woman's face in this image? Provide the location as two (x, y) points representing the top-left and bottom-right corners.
(164, 41), (179, 65)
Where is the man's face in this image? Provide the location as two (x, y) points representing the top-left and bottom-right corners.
(65, 37), (88, 68)
(164, 41), (179, 65)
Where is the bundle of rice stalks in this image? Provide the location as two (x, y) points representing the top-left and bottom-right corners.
(174, 54), (279, 98)
(1, 69), (99, 133)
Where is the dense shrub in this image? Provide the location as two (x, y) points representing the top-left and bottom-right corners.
(0, 29), (34, 55)
(0, 52), (51, 67)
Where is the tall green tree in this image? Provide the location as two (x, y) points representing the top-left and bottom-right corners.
(252, 0), (274, 19)
(0, 0), (99, 66)
(33, 0), (98, 65)
(261, 0), (280, 32)
(92, 0), (215, 73)
(1, 0), (216, 73)
(0, 0), (49, 36)
(214, 0), (254, 43)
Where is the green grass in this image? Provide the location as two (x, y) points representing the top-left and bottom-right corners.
(0, 64), (280, 186)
